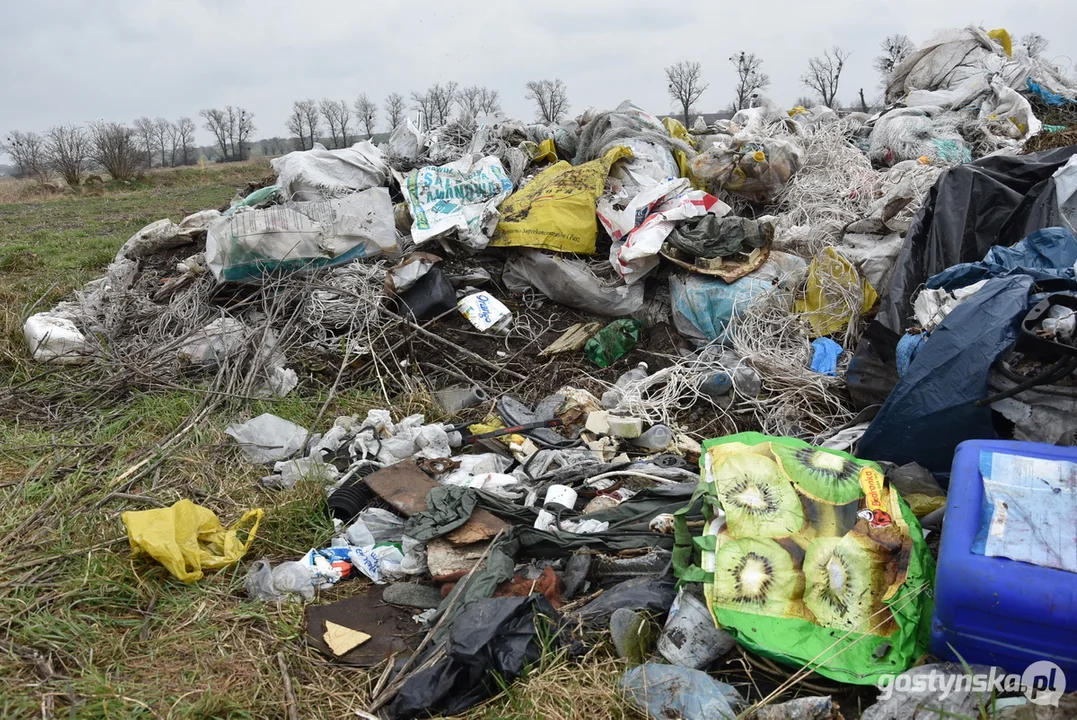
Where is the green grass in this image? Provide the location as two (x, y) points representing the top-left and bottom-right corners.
(0, 165), (644, 719)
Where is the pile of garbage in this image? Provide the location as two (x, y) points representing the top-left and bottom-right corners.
(18, 23), (1077, 719)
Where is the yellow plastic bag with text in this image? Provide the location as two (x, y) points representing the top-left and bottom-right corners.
(795, 247), (878, 337)
(122, 499), (263, 583)
(490, 146), (631, 254)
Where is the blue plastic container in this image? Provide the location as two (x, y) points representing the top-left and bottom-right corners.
(931, 439), (1077, 676)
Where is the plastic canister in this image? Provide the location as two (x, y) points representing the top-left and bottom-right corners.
(632, 425), (674, 451)
(544, 484), (578, 510)
(657, 590), (736, 669)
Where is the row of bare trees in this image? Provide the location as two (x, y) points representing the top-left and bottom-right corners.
(199, 106), (256, 162)
(3, 121), (190, 185)
(130, 116), (198, 168)
(2, 106), (254, 184)
(285, 83), (521, 150)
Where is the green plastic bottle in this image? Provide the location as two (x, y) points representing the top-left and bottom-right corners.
(585, 319), (643, 367)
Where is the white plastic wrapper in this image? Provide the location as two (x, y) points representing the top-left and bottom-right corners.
(457, 291), (512, 332)
(403, 155), (514, 250)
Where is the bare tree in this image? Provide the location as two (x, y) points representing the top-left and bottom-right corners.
(385, 92), (407, 130)
(152, 118), (171, 167)
(44, 124), (91, 186)
(336, 100), (352, 146)
(225, 106), (254, 161)
(177, 117), (196, 165)
(525, 78), (570, 124)
(354, 94), (378, 137)
(793, 95), (816, 109)
(88, 121), (142, 181)
(801, 47), (851, 108)
(286, 103), (307, 151)
(133, 116), (156, 167)
(729, 53), (770, 112)
(287, 100), (319, 150)
(664, 61), (709, 125)
(409, 90), (432, 129)
(165, 121), (182, 167)
(478, 87), (502, 116)
(199, 108), (230, 161)
(412, 82), (457, 127)
(321, 99), (343, 148)
(1, 130), (49, 181)
(298, 101), (318, 150)
(1021, 33), (1049, 58)
(873, 34), (914, 86)
(458, 85), (482, 118)
(457, 86), (502, 118)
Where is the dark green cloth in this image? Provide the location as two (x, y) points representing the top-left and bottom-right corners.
(666, 215), (774, 259)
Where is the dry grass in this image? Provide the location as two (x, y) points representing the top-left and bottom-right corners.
(0, 158), (274, 205)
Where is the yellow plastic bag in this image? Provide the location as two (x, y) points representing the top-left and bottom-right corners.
(490, 146), (631, 254)
(122, 499), (263, 583)
(531, 138), (558, 164)
(662, 117), (704, 190)
(988, 28), (1012, 57)
(795, 248), (878, 337)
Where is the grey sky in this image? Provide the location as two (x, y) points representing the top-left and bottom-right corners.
(2, 0), (1075, 148)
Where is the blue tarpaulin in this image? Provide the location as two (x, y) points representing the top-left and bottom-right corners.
(858, 276), (1034, 478)
(926, 227), (1077, 291)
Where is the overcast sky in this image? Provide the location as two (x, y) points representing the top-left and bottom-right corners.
(2, 0), (1075, 149)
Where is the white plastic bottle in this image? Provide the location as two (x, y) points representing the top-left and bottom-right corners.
(632, 424), (674, 451)
(601, 362), (650, 409)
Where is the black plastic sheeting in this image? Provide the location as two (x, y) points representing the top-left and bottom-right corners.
(858, 275), (1034, 479)
(387, 595), (564, 719)
(574, 577), (677, 626)
(878, 146), (1077, 333)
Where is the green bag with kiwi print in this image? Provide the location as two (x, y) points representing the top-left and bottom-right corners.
(673, 432), (934, 685)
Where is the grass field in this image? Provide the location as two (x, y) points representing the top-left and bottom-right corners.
(0, 164), (641, 719)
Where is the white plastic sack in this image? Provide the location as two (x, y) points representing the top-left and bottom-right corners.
(838, 233), (904, 292)
(888, 27), (1001, 101)
(178, 209), (222, 233)
(503, 249), (645, 317)
(116, 218), (195, 261)
(387, 118), (428, 160)
(608, 138), (678, 198)
(23, 311), (89, 364)
(272, 141), (389, 201)
(205, 187), (397, 282)
(402, 155), (514, 250)
(979, 78), (1042, 139)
